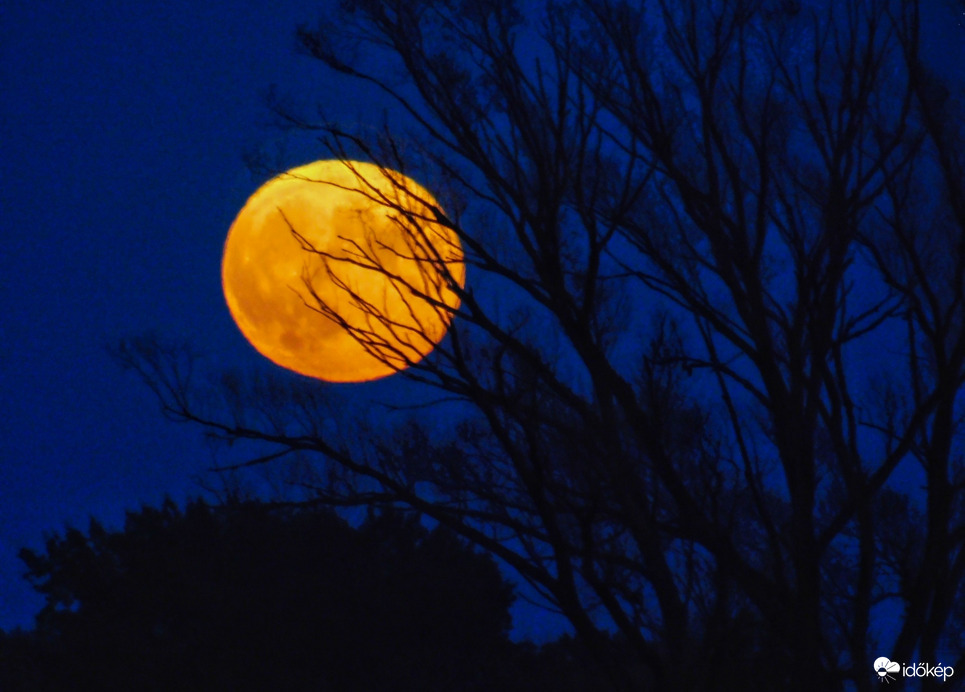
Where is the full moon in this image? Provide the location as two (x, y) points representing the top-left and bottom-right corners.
(222, 160), (464, 382)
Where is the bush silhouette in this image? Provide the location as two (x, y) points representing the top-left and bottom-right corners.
(2, 499), (596, 690)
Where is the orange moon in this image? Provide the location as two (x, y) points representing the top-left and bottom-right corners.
(222, 160), (464, 382)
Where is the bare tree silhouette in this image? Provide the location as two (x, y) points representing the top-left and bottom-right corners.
(116, 1), (964, 689)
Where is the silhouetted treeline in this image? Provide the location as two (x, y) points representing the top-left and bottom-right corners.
(0, 499), (604, 691)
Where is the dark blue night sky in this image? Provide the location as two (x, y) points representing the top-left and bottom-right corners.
(1, 0), (363, 631)
(0, 0), (566, 641)
(0, 0), (962, 652)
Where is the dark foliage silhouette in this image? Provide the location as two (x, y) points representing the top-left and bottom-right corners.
(112, 0), (963, 689)
(0, 499), (602, 690)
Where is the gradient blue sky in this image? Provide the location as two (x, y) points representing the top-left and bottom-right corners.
(0, 0), (961, 640)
